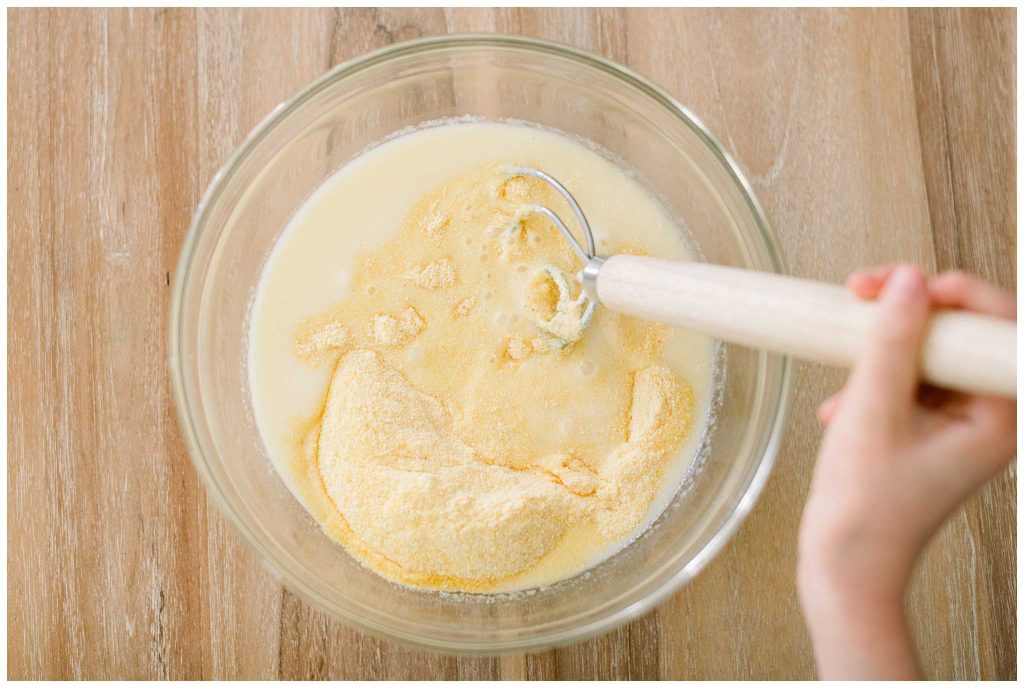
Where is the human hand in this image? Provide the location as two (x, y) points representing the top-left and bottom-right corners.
(797, 265), (1016, 679)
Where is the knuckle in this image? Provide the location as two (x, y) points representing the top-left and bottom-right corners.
(878, 289), (929, 325)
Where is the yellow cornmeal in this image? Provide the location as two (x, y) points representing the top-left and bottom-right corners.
(287, 164), (695, 592)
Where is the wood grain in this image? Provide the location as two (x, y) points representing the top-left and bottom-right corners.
(7, 7), (1016, 680)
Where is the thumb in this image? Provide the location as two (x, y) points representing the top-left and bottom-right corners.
(846, 265), (930, 422)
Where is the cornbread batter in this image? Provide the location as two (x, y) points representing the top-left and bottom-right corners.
(249, 122), (715, 592)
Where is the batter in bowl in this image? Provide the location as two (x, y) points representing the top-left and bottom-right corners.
(249, 122), (715, 592)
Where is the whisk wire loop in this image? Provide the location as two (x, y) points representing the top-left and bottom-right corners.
(506, 166), (597, 261)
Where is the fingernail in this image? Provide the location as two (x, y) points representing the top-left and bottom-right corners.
(885, 266), (924, 301)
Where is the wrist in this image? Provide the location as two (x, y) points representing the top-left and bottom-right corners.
(797, 550), (909, 622)
(797, 521), (917, 612)
(798, 543), (914, 664)
(798, 541), (921, 679)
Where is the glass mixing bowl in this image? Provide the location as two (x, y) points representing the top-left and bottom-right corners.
(169, 34), (791, 653)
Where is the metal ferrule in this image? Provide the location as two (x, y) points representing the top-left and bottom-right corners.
(580, 256), (605, 304)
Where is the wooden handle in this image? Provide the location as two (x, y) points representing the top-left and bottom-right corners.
(595, 255), (1016, 398)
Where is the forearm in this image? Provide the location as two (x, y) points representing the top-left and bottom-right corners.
(798, 558), (921, 680)
(798, 267), (1015, 679)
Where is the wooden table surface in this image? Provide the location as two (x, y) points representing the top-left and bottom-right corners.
(8, 7), (1016, 680)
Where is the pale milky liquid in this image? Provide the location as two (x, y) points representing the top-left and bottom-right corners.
(248, 121), (715, 589)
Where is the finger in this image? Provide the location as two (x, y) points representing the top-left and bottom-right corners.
(817, 390), (845, 425)
(928, 271), (1016, 320)
(846, 265), (931, 420)
(845, 265), (897, 299)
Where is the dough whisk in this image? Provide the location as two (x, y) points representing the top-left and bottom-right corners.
(507, 165), (1016, 398)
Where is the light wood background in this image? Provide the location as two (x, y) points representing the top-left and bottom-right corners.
(7, 7), (1016, 680)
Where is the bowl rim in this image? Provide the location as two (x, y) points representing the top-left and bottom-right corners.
(168, 32), (793, 654)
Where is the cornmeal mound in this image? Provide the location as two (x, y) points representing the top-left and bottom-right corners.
(289, 164), (694, 591)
